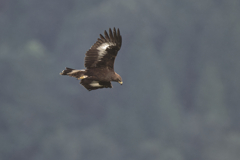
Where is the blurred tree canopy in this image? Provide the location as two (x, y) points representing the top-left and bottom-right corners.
(1, 0), (240, 160)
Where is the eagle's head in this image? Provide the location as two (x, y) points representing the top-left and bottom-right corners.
(114, 73), (123, 85)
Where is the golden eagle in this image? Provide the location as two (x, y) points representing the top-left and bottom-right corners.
(60, 28), (122, 91)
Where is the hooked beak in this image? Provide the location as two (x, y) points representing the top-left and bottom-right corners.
(119, 81), (123, 85)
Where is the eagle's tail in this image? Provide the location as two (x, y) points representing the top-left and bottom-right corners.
(60, 67), (86, 79)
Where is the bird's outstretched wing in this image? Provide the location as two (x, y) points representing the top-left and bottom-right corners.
(84, 28), (122, 70)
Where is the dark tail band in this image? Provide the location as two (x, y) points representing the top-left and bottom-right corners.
(60, 67), (74, 75)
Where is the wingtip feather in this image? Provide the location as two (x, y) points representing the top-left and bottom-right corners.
(104, 30), (110, 41)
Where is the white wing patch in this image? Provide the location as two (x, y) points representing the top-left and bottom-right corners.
(89, 81), (103, 87)
(97, 43), (114, 61)
(97, 43), (110, 51)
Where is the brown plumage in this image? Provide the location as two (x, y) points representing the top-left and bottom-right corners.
(60, 28), (123, 91)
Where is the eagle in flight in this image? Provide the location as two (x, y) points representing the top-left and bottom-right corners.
(60, 28), (122, 91)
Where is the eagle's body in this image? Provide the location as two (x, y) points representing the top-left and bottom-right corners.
(60, 28), (122, 91)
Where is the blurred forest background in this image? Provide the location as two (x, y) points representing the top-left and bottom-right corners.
(1, 0), (240, 160)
